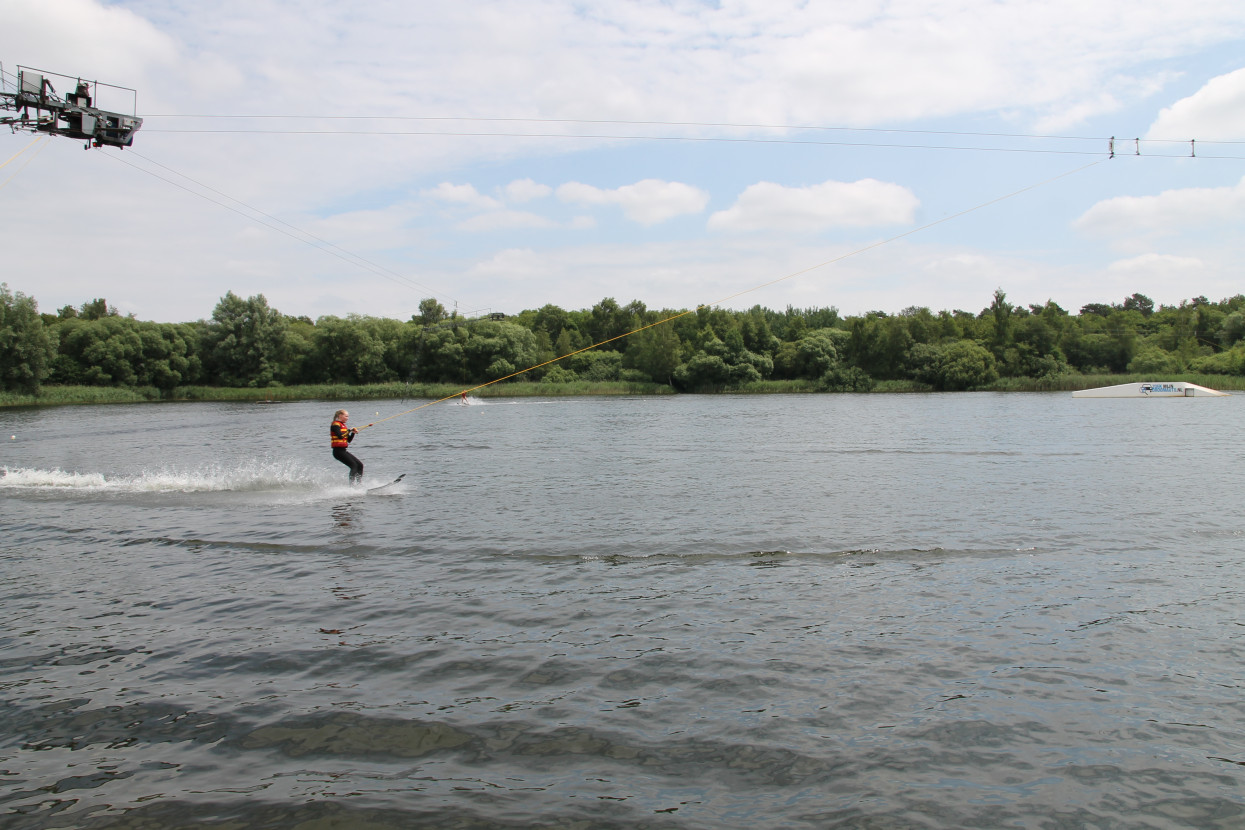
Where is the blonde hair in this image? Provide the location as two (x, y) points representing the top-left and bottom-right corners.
(334, 409), (348, 419)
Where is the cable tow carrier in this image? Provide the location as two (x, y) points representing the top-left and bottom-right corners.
(1, 65), (142, 148)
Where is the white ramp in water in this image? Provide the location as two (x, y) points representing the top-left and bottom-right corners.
(1072, 381), (1228, 398)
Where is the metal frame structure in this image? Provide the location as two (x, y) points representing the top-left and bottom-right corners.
(1, 64), (142, 148)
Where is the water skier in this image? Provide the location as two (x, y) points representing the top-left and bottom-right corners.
(330, 409), (363, 484)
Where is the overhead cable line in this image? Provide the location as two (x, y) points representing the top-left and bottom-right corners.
(143, 129), (1120, 155)
(134, 129), (1245, 159)
(135, 114), (1245, 158)
(140, 113), (1245, 145)
(99, 149), (458, 307)
(145, 114), (1112, 142)
(358, 159), (1105, 431)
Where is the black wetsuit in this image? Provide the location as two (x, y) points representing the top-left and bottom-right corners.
(330, 419), (363, 483)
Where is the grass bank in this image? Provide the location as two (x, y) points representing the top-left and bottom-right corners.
(0, 380), (676, 408)
(3, 374), (1241, 408)
(0, 386), (164, 407)
(176, 380), (676, 401)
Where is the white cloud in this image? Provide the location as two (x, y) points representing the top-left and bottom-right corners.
(456, 210), (559, 232)
(1076, 176), (1245, 236)
(444, 236), (1127, 321)
(709, 179), (918, 232)
(1106, 253), (1205, 277)
(0, 0), (178, 88)
(504, 178), (552, 203)
(424, 183), (503, 210)
(4, 0), (1245, 323)
(556, 182), (610, 206)
(557, 179), (709, 225)
(1093, 253), (1214, 303)
(306, 205), (421, 249)
(1147, 67), (1245, 141)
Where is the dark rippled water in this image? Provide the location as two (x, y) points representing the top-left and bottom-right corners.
(2, 393), (1243, 829)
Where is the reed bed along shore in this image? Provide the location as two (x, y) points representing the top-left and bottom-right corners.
(0, 380), (674, 407)
(2, 374), (1242, 408)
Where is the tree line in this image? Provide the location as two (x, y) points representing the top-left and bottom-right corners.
(2, 283), (1243, 395)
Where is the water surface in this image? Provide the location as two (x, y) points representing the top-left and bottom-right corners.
(2, 393), (1243, 828)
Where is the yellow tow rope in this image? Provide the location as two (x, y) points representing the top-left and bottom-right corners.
(0, 135), (51, 191)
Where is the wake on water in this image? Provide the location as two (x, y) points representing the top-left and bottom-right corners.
(0, 459), (403, 498)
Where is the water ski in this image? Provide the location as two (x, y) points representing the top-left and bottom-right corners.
(367, 473), (406, 494)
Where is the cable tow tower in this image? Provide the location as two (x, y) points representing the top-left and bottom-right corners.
(1, 65), (142, 148)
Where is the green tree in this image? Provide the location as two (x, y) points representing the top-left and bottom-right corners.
(463, 320), (539, 381)
(1195, 303), (1225, 347)
(775, 329), (844, 379)
(553, 327), (577, 358)
(79, 297), (120, 320)
(845, 315), (883, 376)
(900, 306), (939, 345)
(1122, 293), (1155, 316)
(52, 316), (143, 386)
(541, 365), (578, 383)
(673, 353), (731, 391)
(203, 291), (289, 387)
(140, 322), (202, 389)
(1079, 302), (1115, 317)
(1219, 311), (1245, 349)
(530, 303), (571, 342)
(1189, 344), (1245, 375)
(584, 297), (641, 349)
(819, 366), (875, 392)
(415, 298), (448, 326)
(845, 314), (912, 380)
(283, 316), (316, 382)
(413, 326), (467, 382)
(739, 309), (780, 355)
(530, 328), (556, 379)
(908, 341), (998, 390)
(988, 288), (1014, 353)
(782, 309), (809, 341)
(622, 322), (682, 383)
(1002, 316), (1067, 378)
(568, 349), (623, 380)
(303, 315), (395, 384)
(720, 326), (773, 380)
(1127, 345), (1179, 375)
(0, 283), (53, 393)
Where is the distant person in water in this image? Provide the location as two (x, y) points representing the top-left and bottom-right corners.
(330, 409), (363, 484)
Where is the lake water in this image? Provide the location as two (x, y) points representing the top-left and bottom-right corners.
(1, 392), (1243, 829)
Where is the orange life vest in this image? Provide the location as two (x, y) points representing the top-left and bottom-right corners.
(330, 420), (351, 448)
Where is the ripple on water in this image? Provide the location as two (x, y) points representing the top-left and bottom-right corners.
(3, 395), (1245, 828)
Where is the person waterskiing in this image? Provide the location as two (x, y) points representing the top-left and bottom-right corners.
(330, 409), (363, 484)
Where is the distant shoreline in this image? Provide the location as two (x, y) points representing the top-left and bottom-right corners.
(2, 374), (1241, 408)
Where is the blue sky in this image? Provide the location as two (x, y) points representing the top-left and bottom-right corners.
(2, 0), (1244, 323)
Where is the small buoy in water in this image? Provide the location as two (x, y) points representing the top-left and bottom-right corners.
(9, 435), (14, 440)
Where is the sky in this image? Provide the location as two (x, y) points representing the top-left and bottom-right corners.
(2, 0), (1244, 324)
